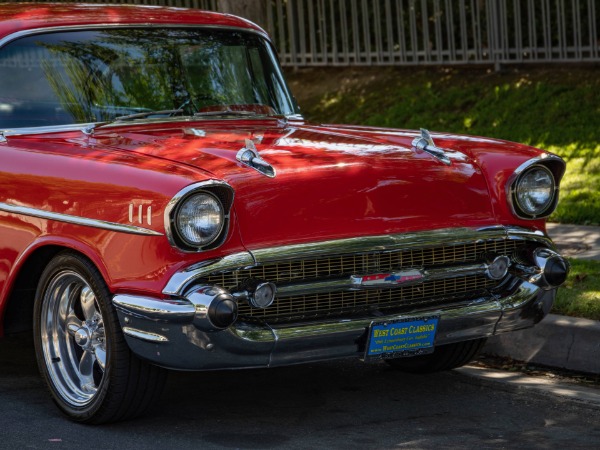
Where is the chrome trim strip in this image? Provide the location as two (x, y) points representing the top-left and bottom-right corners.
(113, 294), (195, 322)
(122, 327), (169, 343)
(0, 202), (163, 236)
(162, 226), (555, 297)
(0, 123), (98, 137)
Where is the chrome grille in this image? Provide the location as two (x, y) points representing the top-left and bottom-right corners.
(205, 239), (524, 287)
(202, 239), (526, 324)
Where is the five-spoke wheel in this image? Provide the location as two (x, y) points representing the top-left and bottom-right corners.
(39, 271), (107, 406)
(34, 252), (166, 423)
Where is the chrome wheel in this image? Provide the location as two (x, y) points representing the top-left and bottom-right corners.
(40, 270), (107, 407)
(35, 252), (167, 423)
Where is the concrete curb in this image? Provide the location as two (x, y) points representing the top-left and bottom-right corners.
(546, 223), (600, 261)
(482, 225), (600, 374)
(483, 314), (600, 374)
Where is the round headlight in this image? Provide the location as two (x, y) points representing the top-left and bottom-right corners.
(514, 166), (556, 217)
(175, 192), (224, 247)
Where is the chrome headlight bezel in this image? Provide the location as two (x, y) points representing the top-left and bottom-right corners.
(507, 156), (564, 220)
(165, 181), (234, 252)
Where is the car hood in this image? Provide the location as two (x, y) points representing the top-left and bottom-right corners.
(89, 119), (505, 249)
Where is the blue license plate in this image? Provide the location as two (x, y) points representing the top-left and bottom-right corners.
(365, 316), (439, 359)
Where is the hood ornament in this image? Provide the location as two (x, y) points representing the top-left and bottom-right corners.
(411, 129), (452, 166)
(236, 139), (276, 178)
(81, 124), (96, 136)
(184, 128), (207, 137)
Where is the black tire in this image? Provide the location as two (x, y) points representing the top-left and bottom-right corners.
(385, 338), (486, 373)
(33, 251), (167, 424)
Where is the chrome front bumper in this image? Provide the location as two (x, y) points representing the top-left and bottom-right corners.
(113, 280), (554, 370)
(113, 226), (565, 370)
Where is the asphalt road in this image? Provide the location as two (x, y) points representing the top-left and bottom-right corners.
(1, 335), (599, 449)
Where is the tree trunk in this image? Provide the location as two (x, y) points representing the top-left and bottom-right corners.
(218, 0), (267, 29)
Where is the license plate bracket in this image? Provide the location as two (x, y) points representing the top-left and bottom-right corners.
(364, 316), (439, 360)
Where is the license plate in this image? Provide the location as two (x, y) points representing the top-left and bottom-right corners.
(364, 316), (439, 360)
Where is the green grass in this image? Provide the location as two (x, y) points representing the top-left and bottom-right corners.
(286, 66), (600, 225)
(554, 259), (600, 320)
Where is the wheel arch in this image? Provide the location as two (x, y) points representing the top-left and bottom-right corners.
(1, 238), (112, 336)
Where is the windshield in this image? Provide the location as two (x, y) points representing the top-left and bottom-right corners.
(0, 28), (299, 129)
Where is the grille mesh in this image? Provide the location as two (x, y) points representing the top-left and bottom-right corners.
(237, 275), (497, 323)
(203, 238), (525, 324)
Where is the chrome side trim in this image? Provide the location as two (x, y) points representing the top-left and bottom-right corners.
(113, 295), (195, 322)
(0, 123), (98, 137)
(122, 327), (169, 343)
(162, 226), (555, 296)
(0, 202), (162, 236)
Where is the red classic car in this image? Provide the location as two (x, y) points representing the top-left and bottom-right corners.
(0, 3), (568, 423)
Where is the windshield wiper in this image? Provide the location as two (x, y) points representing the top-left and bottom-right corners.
(80, 108), (187, 135)
(193, 109), (260, 118)
(115, 109), (184, 121)
(81, 108), (261, 137)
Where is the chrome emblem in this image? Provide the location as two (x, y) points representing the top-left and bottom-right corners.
(351, 269), (425, 288)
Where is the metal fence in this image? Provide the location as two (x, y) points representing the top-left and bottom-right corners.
(267, 0), (600, 67)
(25, 0), (600, 67)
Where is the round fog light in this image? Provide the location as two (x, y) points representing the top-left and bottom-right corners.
(250, 282), (277, 309)
(486, 256), (510, 280)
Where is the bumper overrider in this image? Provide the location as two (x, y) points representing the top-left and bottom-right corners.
(112, 226), (569, 370)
